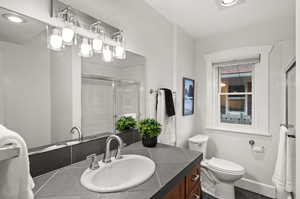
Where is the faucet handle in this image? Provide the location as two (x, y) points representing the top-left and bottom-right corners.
(87, 154), (99, 170)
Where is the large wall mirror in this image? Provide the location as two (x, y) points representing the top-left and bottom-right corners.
(0, 7), (146, 149)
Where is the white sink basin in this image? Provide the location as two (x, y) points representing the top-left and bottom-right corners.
(80, 154), (156, 193)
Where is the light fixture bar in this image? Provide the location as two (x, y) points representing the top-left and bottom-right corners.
(51, 0), (121, 37)
(49, 0), (126, 59)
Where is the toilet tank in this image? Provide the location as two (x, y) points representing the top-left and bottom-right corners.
(188, 135), (209, 159)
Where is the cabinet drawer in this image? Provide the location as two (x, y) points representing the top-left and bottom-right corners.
(188, 183), (201, 199)
(186, 164), (200, 195)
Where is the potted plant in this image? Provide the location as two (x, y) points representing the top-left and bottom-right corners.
(137, 119), (161, 147)
(116, 116), (137, 132)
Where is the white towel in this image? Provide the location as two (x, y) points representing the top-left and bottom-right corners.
(273, 126), (287, 189)
(0, 125), (34, 199)
(148, 92), (157, 119)
(157, 90), (176, 146)
(286, 130), (296, 193)
(272, 126), (295, 199)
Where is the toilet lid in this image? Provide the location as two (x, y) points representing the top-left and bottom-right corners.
(207, 158), (245, 175)
(189, 135), (209, 144)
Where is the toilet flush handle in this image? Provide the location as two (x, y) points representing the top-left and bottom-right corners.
(193, 194), (200, 199)
(249, 140), (255, 146)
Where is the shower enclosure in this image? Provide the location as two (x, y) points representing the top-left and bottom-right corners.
(81, 74), (141, 137)
(286, 62), (296, 129)
(285, 61), (296, 199)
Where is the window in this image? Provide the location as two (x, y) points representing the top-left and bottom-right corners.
(219, 64), (253, 125)
(205, 46), (272, 135)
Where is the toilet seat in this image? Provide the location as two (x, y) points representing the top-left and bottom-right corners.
(207, 158), (245, 175)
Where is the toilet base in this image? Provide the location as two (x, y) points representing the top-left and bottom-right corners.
(215, 182), (235, 199)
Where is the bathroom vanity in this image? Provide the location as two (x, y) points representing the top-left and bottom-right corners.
(33, 142), (202, 199)
(163, 164), (201, 199)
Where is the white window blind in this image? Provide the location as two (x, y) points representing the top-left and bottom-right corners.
(212, 54), (261, 68)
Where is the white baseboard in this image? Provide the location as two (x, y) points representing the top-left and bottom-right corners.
(235, 178), (276, 198)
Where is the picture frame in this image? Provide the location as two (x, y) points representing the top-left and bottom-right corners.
(183, 77), (195, 116)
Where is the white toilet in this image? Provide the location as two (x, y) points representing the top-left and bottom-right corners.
(188, 135), (245, 199)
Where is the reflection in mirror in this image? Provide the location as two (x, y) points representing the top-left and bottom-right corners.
(0, 8), (146, 149)
(81, 52), (146, 137)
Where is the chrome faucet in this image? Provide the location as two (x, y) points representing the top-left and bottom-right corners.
(87, 154), (99, 170)
(102, 135), (123, 163)
(70, 126), (83, 141)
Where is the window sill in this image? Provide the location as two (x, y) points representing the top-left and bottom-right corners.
(205, 126), (271, 137)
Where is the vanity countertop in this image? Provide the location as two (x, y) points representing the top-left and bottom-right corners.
(33, 141), (202, 199)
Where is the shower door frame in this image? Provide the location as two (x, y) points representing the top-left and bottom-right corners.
(284, 59), (296, 127)
(81, 74), (141, 135)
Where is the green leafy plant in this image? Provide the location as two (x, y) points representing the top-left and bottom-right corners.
(116, 116), (137, 132)
(137, 119), (161, 138)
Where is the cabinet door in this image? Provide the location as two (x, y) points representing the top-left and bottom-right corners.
(186, 165), (201, 196)
(188, 183), (201, 199)
(163, 178), (186, 199)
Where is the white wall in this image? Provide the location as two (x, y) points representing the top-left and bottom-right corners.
(174, 26), (197, 147)
(0, 37), (52, 148)
(50, 48), (73, 143)
(196, 18), (295, 194)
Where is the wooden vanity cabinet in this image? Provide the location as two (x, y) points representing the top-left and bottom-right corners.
(163, 164), (201, 199)
(163, 180), (186, 199)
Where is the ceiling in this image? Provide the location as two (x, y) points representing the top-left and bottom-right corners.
(0, 8), (45, 44)
(144, 0), (295, 38)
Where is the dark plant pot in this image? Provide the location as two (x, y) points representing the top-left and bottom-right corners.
(142, 136), (157, 147)
(119, 129), (141, 143)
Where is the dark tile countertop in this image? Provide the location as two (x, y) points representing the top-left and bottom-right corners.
(33, 142), (202, 199)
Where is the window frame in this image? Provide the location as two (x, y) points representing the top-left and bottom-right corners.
(204, 46), (273, 136)
(217, 64), (255, 127)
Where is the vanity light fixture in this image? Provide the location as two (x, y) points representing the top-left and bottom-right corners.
(80, 38), (93, 58)
(92, 38), (103, 53)
(48, 0), (126, 60)
(113, 31), (126, 60)
(62, 26), (75, 45)
(103, 45), (113, 62)
(220, 0), (240, 7)
(47, 26), (63, 51)
(91, 21), (104, 53)
(59, 7), (76, 45)
(2, 13), (26, 23)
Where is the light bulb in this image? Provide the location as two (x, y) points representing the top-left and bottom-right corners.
(49, 28), (63, 51)
(221, 0), (239, 6)
(2, 14), (25, 23)
(103, 45), (112, 62)
(92, 38), (103, 53)
(80, 38), (93, 57)
(114, 45), (125, 59)
(62, 27), (75, 45)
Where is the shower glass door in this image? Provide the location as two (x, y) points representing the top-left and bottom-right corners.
(115, 81), (140, 122)
(81, 78), (114, 137)
(286, 63), (296, 128)
(82, 77), (141, 136)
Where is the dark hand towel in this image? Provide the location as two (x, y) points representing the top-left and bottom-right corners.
(161, 88), (175, 117)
